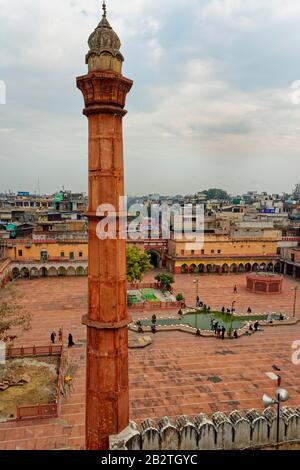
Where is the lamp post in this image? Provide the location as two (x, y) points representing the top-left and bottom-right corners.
(228, 300), (236, 336)
(291, 286), (298, 318)
(262, 388), (289, 443)
(193, 279), (199, 308)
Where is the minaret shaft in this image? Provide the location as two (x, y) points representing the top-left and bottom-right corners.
(77, 8), (133, 450)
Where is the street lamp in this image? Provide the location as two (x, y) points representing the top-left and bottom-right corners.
(230, 301), (236, 334)
(291, 286), (298, 318)
(262, 388), (289, 443)
(193, 279), (199, 308)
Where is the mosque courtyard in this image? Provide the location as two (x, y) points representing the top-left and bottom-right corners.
(0, 272), (300, 449)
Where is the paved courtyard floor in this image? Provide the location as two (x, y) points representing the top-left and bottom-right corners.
(1, 272), (300, 449)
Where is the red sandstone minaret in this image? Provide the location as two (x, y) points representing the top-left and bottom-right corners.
(77, 1), (133, 450)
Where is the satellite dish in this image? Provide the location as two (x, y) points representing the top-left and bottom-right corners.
(262, 394), (275, 408)
(276, 388), (289, 402)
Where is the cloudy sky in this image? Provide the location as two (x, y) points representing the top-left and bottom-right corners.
(1, 0), (300, 196)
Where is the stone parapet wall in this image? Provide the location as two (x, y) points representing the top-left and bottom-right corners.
(110, 407), (300, 450)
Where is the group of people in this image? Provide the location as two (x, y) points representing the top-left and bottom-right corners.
(136, 315), (158, 334)
(210, 319), (238, 339)
(249, 321), (260, 332)
(211, 319), (226, 340)
(220, 306), (252, 314)
(50, 329), (75, 348)
(221, 306), (235, 314)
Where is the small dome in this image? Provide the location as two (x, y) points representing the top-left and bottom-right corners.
(86, 13), (124, 65)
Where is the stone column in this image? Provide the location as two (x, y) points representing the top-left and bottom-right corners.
(77, 7), (133, 451)
(283, 263), (287, 275)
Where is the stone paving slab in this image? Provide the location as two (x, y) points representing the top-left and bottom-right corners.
(0, 274), (299, 449)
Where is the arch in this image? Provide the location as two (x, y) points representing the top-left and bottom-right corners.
(238, 263), (245, 273)
(252, 263), (259, 272)
(181, 264), (189, 274)
(48, 267), (58, 277)
(206, 264), (213, 273)
(198, 264), (205, 273)
(58, 266), (67, 277)
(260, 263), (267, 272)
(76, 266), (85, 276)
(30, 267), (39, 278)
(245, 263), (251, 272)
(67, 266), (76, 277)
(20, 267), (30, 279)
(222, 263), (229, 274)
(274, 262), (281, 273)
(39, 267), (48, 278)
(148, 250), (160, 268)
(189, 264), (197, 273)
(213, 264), (220, 273)
(230, 263), (238, 273)
(12, 267), (20, 279)
(267, 262), (274, 272)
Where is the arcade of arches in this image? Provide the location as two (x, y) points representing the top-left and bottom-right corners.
(173, 261), (281, 275)
(12, 266), (88, 279)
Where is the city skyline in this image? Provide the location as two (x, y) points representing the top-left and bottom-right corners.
(1, 1), (300, 194)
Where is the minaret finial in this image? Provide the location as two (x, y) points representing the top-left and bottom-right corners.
(102, 0), (107, 18)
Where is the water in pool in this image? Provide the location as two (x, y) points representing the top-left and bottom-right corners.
(140, 312), (267, 331)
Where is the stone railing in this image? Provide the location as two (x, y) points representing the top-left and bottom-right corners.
(110, 408), (300, 450)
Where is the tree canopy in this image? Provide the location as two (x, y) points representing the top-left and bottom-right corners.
(126, 246), (153, 283)
(203, 188), (230, 201)
(155, 273), (174, 291)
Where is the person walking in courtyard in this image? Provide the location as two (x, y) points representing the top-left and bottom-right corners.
(233, 330), (238, 339)
(196, 329), (201, 336)
(234, 285), (238, 294)
(254, 321), (259, 332)
(178, 308), (183, 316)
(68, 333), (75, 348)
(216, 326), (221, 339)
(50, 331), (56, 344)
(221, 306), (225, 313)
(152, 314), (157, 324)
(247, 307), (252, 314)
(151, 324), (157, 334)
(221, 326), (226, 340)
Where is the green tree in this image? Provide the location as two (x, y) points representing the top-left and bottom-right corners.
(126, 246), (152, 283)
(203, 188), (230, 201)
(176, 293), (185, 302)
(0, 287), (31, 343)
(155, 273), (174, 291)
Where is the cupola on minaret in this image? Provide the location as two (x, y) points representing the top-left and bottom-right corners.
(86, 1), (124, 73)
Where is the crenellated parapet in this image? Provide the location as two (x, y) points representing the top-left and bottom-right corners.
(110, 407), (300, 450)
